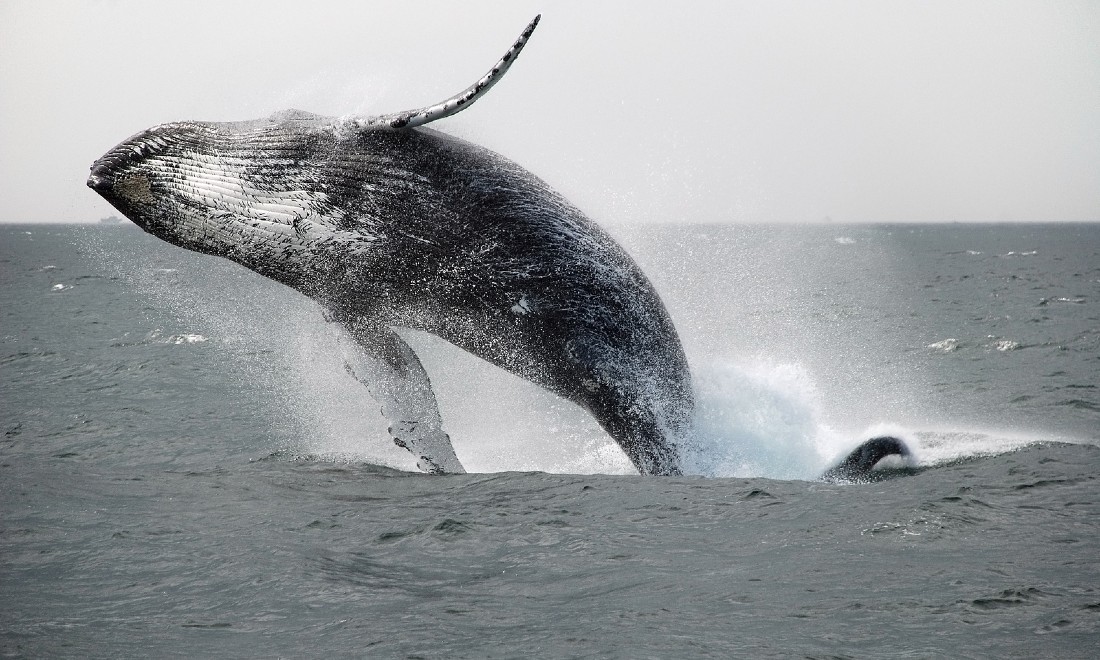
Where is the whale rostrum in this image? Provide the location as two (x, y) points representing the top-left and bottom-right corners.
(88, 16), (909, 478)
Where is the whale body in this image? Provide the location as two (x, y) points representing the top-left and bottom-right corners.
(88, 15), (907, 477)
(88, 16), (693, 475)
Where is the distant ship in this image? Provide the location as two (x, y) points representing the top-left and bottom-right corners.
(98, 215), (127, 225)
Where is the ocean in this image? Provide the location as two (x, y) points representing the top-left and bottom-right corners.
(2, 222), (1098, 658)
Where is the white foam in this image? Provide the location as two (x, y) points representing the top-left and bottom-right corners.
(169, 333), (208, 345)
(902, 427), (1062, 466)
(984, 336), (1019, 352)
(145, 328), (208, 345)
(927, 338), (960, 353)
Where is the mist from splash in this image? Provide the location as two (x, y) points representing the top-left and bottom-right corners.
(684, 361), (843, 479)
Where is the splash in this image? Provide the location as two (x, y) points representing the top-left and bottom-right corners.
(676, 360), (1072, 480)
(76, 229), (1071, 479)
(684, 360), (859, 479)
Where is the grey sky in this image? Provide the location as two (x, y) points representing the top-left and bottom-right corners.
(1, 0), (1097, 224)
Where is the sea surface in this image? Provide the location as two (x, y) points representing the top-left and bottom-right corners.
(2, 222), (1098, 658)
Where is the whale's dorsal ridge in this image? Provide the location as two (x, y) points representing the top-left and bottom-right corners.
(268, 109), (330, 124)
(347, 14), (541, 131)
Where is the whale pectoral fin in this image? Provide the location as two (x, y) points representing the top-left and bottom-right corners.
(345, 15), (540, 131)
(337, 322), (465, 475)
(821, 436), (912, 482)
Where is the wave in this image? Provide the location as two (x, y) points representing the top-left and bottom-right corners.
(927, 337), (1024, 353)
(160, 332), (209, 345)
(1038, 297), (1085, 305)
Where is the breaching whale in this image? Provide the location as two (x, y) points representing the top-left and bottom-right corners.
(88, 15), (908, 478)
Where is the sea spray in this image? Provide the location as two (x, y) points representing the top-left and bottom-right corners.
(684, 360), (843, 479)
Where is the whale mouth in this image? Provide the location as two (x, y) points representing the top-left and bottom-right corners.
(88, 148), (156, 203)
(88, 157), (152, 223)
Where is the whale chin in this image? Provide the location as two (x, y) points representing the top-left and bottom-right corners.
(820, 436), (913, 482)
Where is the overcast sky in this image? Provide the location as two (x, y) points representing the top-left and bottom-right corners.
(1, 0), (1097, 224)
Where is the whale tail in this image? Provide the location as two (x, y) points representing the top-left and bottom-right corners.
(820, 436), (912, 482)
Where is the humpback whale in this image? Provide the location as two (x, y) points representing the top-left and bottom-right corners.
(88, 15), (908, 477)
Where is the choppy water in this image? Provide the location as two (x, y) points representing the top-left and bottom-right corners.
(2, 223), (1098, 657)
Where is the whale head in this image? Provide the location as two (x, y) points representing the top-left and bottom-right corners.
(87, 116), (348, 267)
(88, 14), (541, 281)
(87, 124), (174, 233)
(88, 121), (222, 245)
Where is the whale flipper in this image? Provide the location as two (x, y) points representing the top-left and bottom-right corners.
(821, 436), (911, 482)
(346, 14), (541, 131)
(337, 321), (465, 474)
